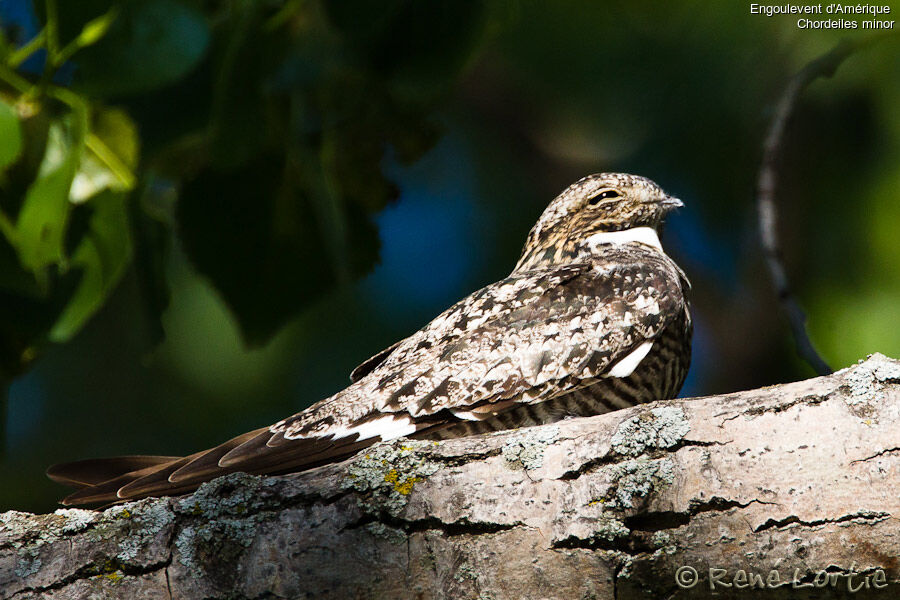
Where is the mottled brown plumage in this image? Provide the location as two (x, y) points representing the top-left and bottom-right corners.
(47, 173), (692, 506)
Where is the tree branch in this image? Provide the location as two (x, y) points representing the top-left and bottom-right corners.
(3, 354), (900, 598)
(756, 36), (883, 376)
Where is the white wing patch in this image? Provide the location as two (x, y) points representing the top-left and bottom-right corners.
(322, 414), (417, 442)
(451, 410), (480, 421)
(606, 341), (654, 378)
(451, 409), (493, 421)
(586, 227), (663, 252)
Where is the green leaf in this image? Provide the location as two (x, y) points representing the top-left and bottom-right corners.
(49, 191), (132, 342)
(72, 108), (139, 201)
(0, 99), (23, 171)
(73, 0), (211, 96)
(15, 122), (80, 275)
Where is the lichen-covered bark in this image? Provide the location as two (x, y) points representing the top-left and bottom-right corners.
(3, 354), (900, 599)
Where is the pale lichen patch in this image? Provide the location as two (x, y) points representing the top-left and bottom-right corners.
(610, 406), (689, 457)
(174, 516), (259, 575)
(842, 354), (900, 418)
(168, 474), (273, 578)
(0, 510), (34, 541)
(14, 546), (41, 578)
(846, 366), (880, 407)
(600, 548), (635, 576)
(105, 500), (175, 562)
(502, 425), (559, 470)
(453, 561), (479, 583)
(592, 516), (630, 541)
(650, 530), (677, 554)
(871, 354), (900, 383)
(175, 471), (265, 518)
(2, 509), (95, 547)
(174, 526), (197, 569)
(344, 439), (439, 514)
(2, 508), (104, 578)
(55, 508), (98, 534)
(609, 458), (675, 509)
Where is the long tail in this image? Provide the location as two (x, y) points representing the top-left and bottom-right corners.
(47, 427), (375, 506)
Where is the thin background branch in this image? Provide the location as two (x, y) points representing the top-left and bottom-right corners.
(756, 35), (885, 376)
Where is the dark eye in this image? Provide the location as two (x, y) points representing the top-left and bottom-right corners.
(588, 189), (621, 205)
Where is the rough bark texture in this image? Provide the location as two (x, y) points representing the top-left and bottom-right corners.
(3, 354), (900, 600)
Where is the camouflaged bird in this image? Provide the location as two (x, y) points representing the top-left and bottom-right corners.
(48, 173), (692, 506)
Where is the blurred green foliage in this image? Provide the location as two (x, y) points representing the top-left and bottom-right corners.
(0, 0), (897, 512)
(0, 0), (494, 380)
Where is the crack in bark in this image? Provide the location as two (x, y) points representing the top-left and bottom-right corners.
(753, 511), (891, 533)
(9, 555), (173, 599)
(552, 533), (651, 555)
(423, 447), (503, 467)
(344, 512), (524, 538)
(554, 497), (777, 556)
(718, 393), (831, 428)
(745, 393), (830, 417)
(625, 497), (770, 532)
(557, 439), (728, 481)
(164, 564), (173, 600)
(718, 412), (743, 426)
(851, 447), (900, 465)
(557, 453), (620, 481)
(680, 438), (730, 448)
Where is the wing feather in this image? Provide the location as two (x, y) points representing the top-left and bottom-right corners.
(349, 340), (402, 383)
(47, 455), (180, 488)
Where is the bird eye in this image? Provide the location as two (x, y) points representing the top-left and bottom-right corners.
(588, 189), (621, 205)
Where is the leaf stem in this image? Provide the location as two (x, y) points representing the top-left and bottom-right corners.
(0, 64), (33, 94)
(7, 30), (46, 69)
(43, 0), (60, 61)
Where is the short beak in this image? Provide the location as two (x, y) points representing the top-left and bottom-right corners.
(660, 196), (684, 211)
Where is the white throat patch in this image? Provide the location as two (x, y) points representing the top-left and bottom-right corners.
(586, 227), (664, 253)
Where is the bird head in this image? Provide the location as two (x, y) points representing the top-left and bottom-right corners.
(515, 173), (682, 271)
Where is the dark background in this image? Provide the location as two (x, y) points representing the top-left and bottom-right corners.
(0, 1), (898, 513)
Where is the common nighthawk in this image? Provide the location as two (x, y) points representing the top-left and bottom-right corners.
(48, 173), (692, 505)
